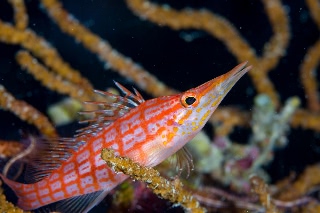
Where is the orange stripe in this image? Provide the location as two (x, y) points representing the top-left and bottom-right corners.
(177, 109), (192, 125)
(44, 96), (183, 201)
(111, 99), (181, 155)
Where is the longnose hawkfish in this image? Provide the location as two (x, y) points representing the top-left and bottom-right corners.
(0, 62), (251, 212)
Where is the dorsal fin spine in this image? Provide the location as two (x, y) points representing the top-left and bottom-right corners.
(77, 82), (145, 138)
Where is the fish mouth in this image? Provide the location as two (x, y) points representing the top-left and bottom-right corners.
(196, 61), (251, 99)
(217, 61), (252, 96)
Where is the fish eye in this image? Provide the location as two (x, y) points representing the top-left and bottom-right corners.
(185, 96), (196, 105)
(181, 92), (198, 107)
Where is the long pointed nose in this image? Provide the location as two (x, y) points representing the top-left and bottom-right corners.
(196, 62), (251, 100)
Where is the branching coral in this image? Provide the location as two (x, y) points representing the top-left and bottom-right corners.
(0, 180), (27, 213)
(0, 0), (319, 212)
(0, 84), (57, 137)
(101, 148), (205, 213)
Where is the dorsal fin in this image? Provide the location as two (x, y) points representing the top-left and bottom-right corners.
(114, 81), (145, 104)
(24, 136), (82, 183)
(24, 82), (144, 183)
(76, 81), (145, 138)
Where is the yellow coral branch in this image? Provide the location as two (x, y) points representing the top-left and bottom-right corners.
(101, 148), (206, 213)
(250, 175), (279, 213)
(210, 107), (250, 136)
(300, 40), (320, 112)
(16, 50), (93, 103)
(40, 0), (178, 97)
(291, 109), (320, 131)
(0, 181), (28, 213)
(306, 0), (320, 28)
(126, 0), (290, 108)
(8, 0), (28, 30)
(0, 20), (94, 96)
(0, 140), (23, 159)
(277, 164), (320, 201)
(0, 84), (57, 137)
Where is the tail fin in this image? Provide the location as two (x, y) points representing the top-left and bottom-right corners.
(0, 174), (39, 210)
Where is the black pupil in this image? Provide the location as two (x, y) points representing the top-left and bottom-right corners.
(185, 96), (196, 105)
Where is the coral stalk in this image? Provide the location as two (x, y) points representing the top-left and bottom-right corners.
(101, 148), (206, 213)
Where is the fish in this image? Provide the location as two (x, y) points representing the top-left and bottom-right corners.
(0, 62), (251, 212)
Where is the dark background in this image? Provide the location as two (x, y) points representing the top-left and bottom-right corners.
(0, 0), (319, 211)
